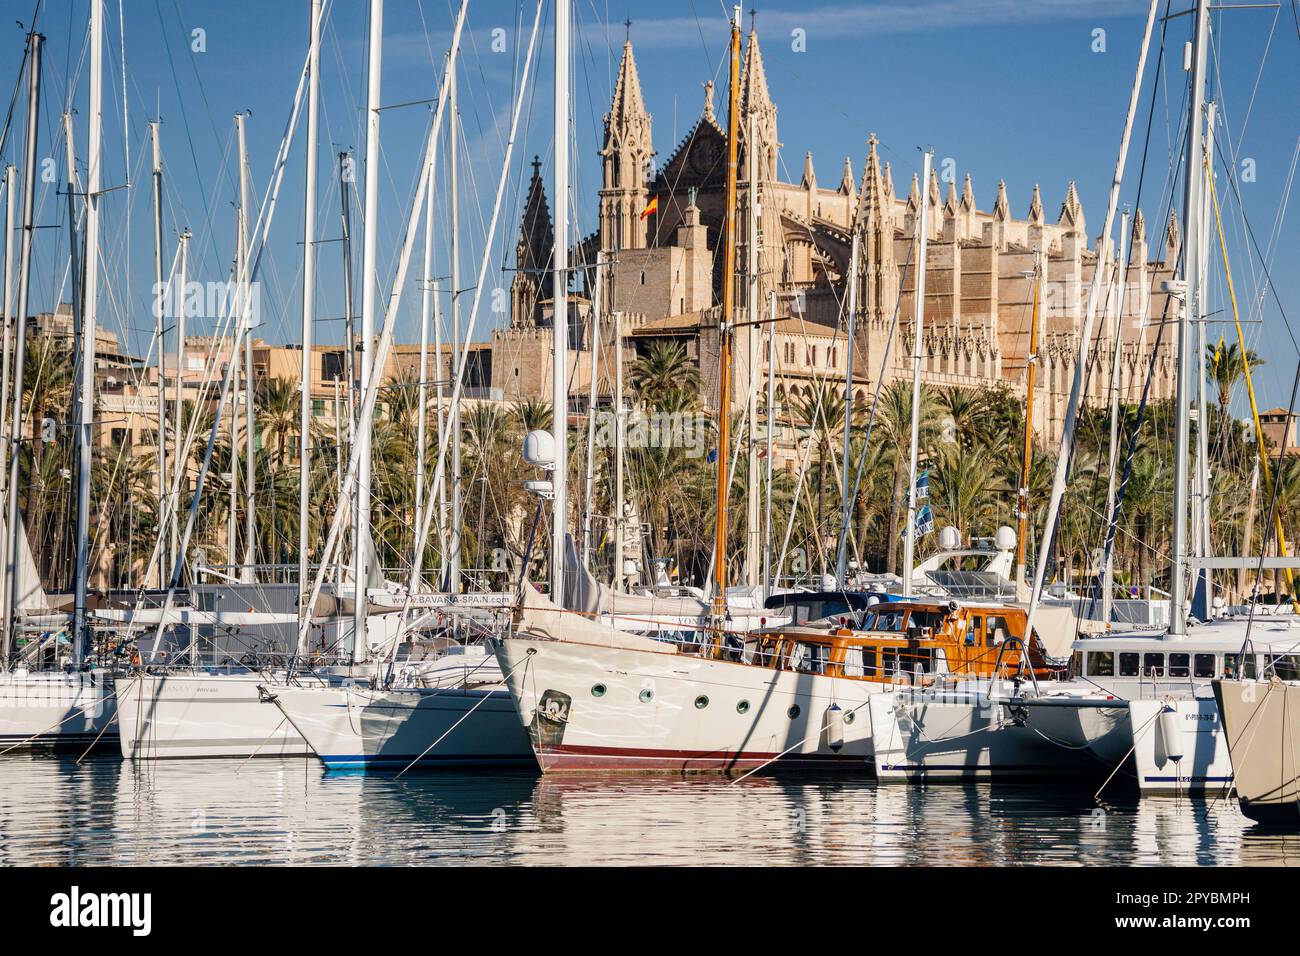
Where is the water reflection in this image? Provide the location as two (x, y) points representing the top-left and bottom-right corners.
(0, 754), (1296, 865)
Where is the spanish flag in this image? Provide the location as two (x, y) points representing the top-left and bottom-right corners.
(640, 196), (659, 220)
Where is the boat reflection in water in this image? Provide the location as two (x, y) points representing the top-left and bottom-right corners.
(0, 755), (1298, 865)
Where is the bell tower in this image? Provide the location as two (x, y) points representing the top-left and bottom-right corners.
(599, 27), (654, 253)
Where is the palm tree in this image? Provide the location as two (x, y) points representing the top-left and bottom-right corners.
(255, 376), (300, 468)
(871, 380), (940, 573)
(631, 340), (699, 409)
(1208, 341), (1262, 423)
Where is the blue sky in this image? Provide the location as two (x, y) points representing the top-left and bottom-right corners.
(1, 0), (1297, 406)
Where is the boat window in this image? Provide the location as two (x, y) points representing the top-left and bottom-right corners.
(1193, 654), (1216, 679)
(1086, 651), (1115, 677)
(1168, 653), (1190, 678)
(909, 648), (936, 674)
(986, 615), (1010, 646)
(867, 609), (904, 632)
(882, 647), (900, 678)
(1118, 652), (1141, 677)
(1267, 654), (1300, 681)
(1223, 653), (1257, 680)
(862, 647), (878, 677)
(906, 611), (944, 638)
(842, 647), (864, 677)
(1142, 653), (1164, 677)
(1071, 649), (1083, 676)
(967, 615), (983, 647)
(791, 642), (828, 675)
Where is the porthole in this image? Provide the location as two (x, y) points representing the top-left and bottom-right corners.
(639, 688), (654, 703)
(694, 695), (709, 709)
(788, 705), (801, 719)
(736, 700), (751, 714)
(591, 683), (607, 698)
(844, 711), (856, 725)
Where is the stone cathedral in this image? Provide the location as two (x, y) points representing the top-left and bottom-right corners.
(489, 28), (1179, 448)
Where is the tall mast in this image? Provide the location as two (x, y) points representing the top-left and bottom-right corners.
(236, 112), (256, 578)
(835, 231), (861, 586)
(711, 6), (742, 617)
(744, 108), (761, 588)
(580, 253), (603, 570)
(613, 306), (624, 589)
(762, 290), (776, 599)
(0, 163), (14, 600)
(355, 0), (383, 661)
(172, 229), (189, 577)
(337, 151), (356, 593)
(1191, 100), (1217, 620)
(447, 55), (462, 593)
(415, 70), (437, 580)
(1170, 0), (1209, 636)
(3, 32), (41, 665)
(297, 0), (322, 640)
(150, 122), (166, 587)
(550, 0), (570, 600)
(73, 0), (104, 666)
(1101, 214), (1129, 624)
(901, 148), (933, 598)
(1015, 248), (1042, 598)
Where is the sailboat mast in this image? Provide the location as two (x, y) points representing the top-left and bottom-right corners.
(711, 6), (742, 616)
(448, 56), (462, 594)
(835, 231), (860, 587)
(172, 229), (189, 577)
(1191, 100), (1217, 620)
(150, 121), (166, 587)
(415, 71), (437, 581)
(73, 0), (104, 666)
(901, 148), (933, 599)
(1015, 248), (1041, 596)
(550, 0), (570, 600)
(762, 290), (776, 599)
(744, 108), (761, 588)
(0, 164), (14, 506)
(3, 31), (40, 664)
(1170, 0), (1209, 636)
(355, 0), (383, 661)
(1101, 213), (1129, 625)
(297, 0), (322, 637)
(580, 252), (603, 570)
(236, 112), (256, 577)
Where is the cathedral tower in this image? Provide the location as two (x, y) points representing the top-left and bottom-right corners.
(599, 37), (654, 253)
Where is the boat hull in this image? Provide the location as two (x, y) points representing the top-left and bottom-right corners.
(869, 687), (1122, 781)
(0, 669), (117, 751)
(494, 635), (877, 774)
(1214, 678), (1300, 824)
(269, 684), (534, 771)
(115, 672), (314, 759)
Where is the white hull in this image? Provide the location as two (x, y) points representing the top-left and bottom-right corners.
(869, 685), (1125, 781)
(115, 672), (319, 759)
(269, 683), (533, 771)
(494, 635), (877, 773)
(0, 669), (117, 750)
(1125, 697), (1233, 793)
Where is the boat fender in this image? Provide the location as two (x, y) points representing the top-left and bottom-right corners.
(1158, 703), (1185, 763)
(825, 702), (844, 752)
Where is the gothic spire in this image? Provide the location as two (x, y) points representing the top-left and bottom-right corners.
(519, 155), (554, 269)
(1165, 208), (1180, 254)
(960, 173), (975, 212)
(1132, 207), (1146, 245)
(1058, 180), (1085, 233)
(856, 134), (886, 226)
(1027, 183), (1044, 225)
(801, 151), (816, 190)
(943, 177), (958, 217)
(993, 179), (1010, 221)
(606, 39), (648, 142)
(907, 172), (921, 211)
(839, 156), (855, 196)
(740, 25), (774, 118)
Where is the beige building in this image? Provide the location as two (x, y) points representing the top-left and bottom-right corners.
(491, 29), (1181, 448)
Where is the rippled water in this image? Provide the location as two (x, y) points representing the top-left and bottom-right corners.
(0, 754), (1297, 865)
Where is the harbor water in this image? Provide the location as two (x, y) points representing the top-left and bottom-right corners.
(1, 754), (1298, 866)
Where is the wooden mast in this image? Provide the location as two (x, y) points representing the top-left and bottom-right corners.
(1014, 248), (1041, 599)
(712, 6), (742, 623)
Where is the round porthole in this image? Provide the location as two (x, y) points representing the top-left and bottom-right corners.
(694, 695), (709, 709)
(639, 688), (654, 703)
(787, 705), (801, 719)
(844, 711), (856, 724)
(736, 700), (751, 714)
(591, 683), (607, 698)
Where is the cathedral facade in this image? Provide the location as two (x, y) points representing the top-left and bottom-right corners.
(489, 28), (1178, 448)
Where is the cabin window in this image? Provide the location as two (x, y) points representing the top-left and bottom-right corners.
(1086, 651), (1115, 677)
(867, 609), (904, 632)
(1168, 653), (1190, 678)
(862, 647), (878, 677)
(1118, 652), (1141, 677)
(1071, 650), (1083, 676)
(1224, 653), (1257, 680)
(909, 648), (936, 674)
(842, 647), (864, 677)
(1193, 654), (1216, 679)
(1267, 654), (1300, 681)
(966, 615), (983, 647)
(791, 642), (828, 675)
(882, 648), (900, 678)
(1142, 653), (1164, 677)
(986, 616), (1010, 645)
